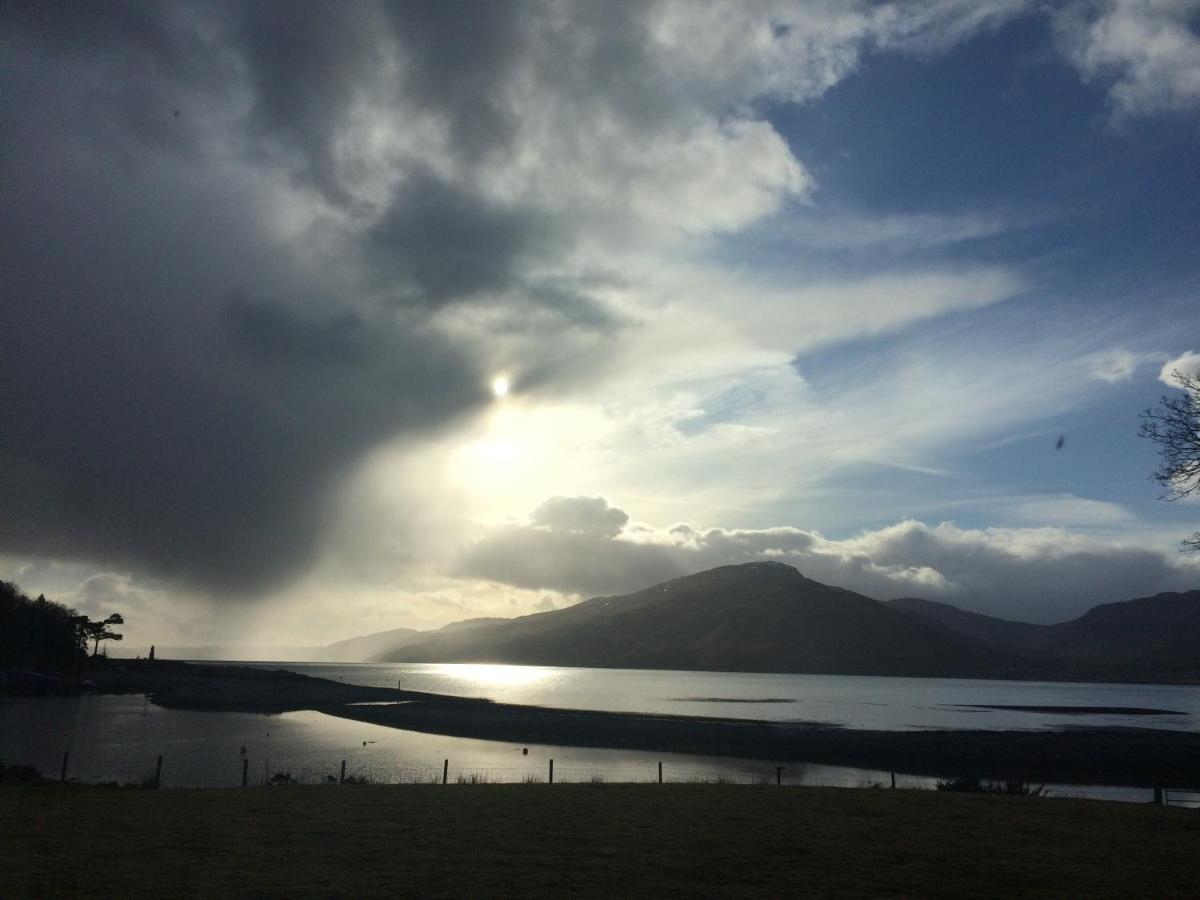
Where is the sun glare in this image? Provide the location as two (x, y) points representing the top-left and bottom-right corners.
(437, 663), (554, 688)
(491, 375), (510, 398)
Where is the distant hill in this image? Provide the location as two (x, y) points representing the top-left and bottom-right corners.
(1024, 591), (1200, 679)
(886, 597), (1047, 649)
(889, 591), (1200, 682)
(318, 618), (511, 662)
(373, 562), (1019, 678)
(320, 628), (424, 663)
(435, 617), (510, 634)
(325, 567), (1198, 683)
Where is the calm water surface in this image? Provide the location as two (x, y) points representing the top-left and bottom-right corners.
(247, 662), (1200, 732)
(0, 695), (1163, 803)
(0, 694), (904, 790)
(4, 665), (1196, 803)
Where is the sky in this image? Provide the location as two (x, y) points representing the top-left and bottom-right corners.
(2, 0), (1199, 649)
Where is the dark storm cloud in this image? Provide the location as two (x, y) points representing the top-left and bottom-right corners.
(237, 0), (387, 205)
(367, 173), (558, 303)
(2, 1), (680, 598)
(238, 0), (530, 197)
(223, 295), (366, 366)
(0, 2), (514, 595)
(381, 0), (526, 161)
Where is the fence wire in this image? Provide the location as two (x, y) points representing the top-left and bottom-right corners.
(11, 750), (1185, 805)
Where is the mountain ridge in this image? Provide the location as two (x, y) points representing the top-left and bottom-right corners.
(330, 563), (1199, 682)
(371, 562), (1021, 678)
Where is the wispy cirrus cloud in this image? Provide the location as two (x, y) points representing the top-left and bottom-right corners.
(1087, 347), (1142, 382)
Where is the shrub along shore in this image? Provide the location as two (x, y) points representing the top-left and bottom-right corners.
(13, 659), (1200, 788)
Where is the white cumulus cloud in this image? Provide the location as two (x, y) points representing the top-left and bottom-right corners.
(1053, 0), (1200, 121)
(1159, 350), (1200, 386)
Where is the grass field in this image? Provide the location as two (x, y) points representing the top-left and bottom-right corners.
(2, 783), (1197, 898)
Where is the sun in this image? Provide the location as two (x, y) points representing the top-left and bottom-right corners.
(491, 375), (510, 398)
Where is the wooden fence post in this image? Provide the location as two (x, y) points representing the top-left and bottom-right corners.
(658, 761), (663, 784)
(776, 766), (783, 786)
(443, 759), (449, 785)
(1153, 785), (1163, 805)
(340, 760), (346, 784)
(60, 750), (69, 783)
(891, 772), (896, 789)
(242, 757), (249, 787)
(549, 758), (554, 784)
(155, 755), (163, 789)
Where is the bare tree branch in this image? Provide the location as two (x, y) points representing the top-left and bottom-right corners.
(1140, 368), (1200, 551)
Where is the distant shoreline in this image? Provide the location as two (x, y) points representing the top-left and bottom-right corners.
(10, 659), (1197, 789)
(325, 695), (1200, 789)
(164, 655), (1200, 686)
(953, 703), (1187, 716)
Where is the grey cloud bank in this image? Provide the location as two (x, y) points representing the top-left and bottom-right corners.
(0, 2), (550, 593)
(460, 496), (1199, 624)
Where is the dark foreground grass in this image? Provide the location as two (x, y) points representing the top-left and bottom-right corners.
(2, 784), (1196, 898)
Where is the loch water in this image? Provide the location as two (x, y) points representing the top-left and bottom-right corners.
(3, 663), (1197, 803)
(261, 661), (1200, 732)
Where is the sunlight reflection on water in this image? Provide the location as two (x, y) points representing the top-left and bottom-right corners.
(429, 663), (558, 689)
(255, 662), (1200, 733)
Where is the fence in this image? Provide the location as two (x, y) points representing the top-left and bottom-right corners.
(29, 748), (937, 790)
(39, 751), (908, 789)
(1160, 787), (1200, 809)
(16, 750), (1193, 804)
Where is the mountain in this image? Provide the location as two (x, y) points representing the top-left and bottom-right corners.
(1025, 590), (1200, 679)
(886, 597), (1047, 649)
(318, 617), (510, 662)
(889, 591), (1200, 681)
(320, 627), (424, 663)
(435, 617), (510, 634)
(373, 562), (1018, 678)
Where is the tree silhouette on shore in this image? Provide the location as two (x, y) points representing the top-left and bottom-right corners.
(79, 613), (125, 657)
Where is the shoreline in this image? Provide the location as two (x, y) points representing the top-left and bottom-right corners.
(194, 658), (1200, 687)
(9, 659), (1200, 788)
(321, 697), (1200, 789)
